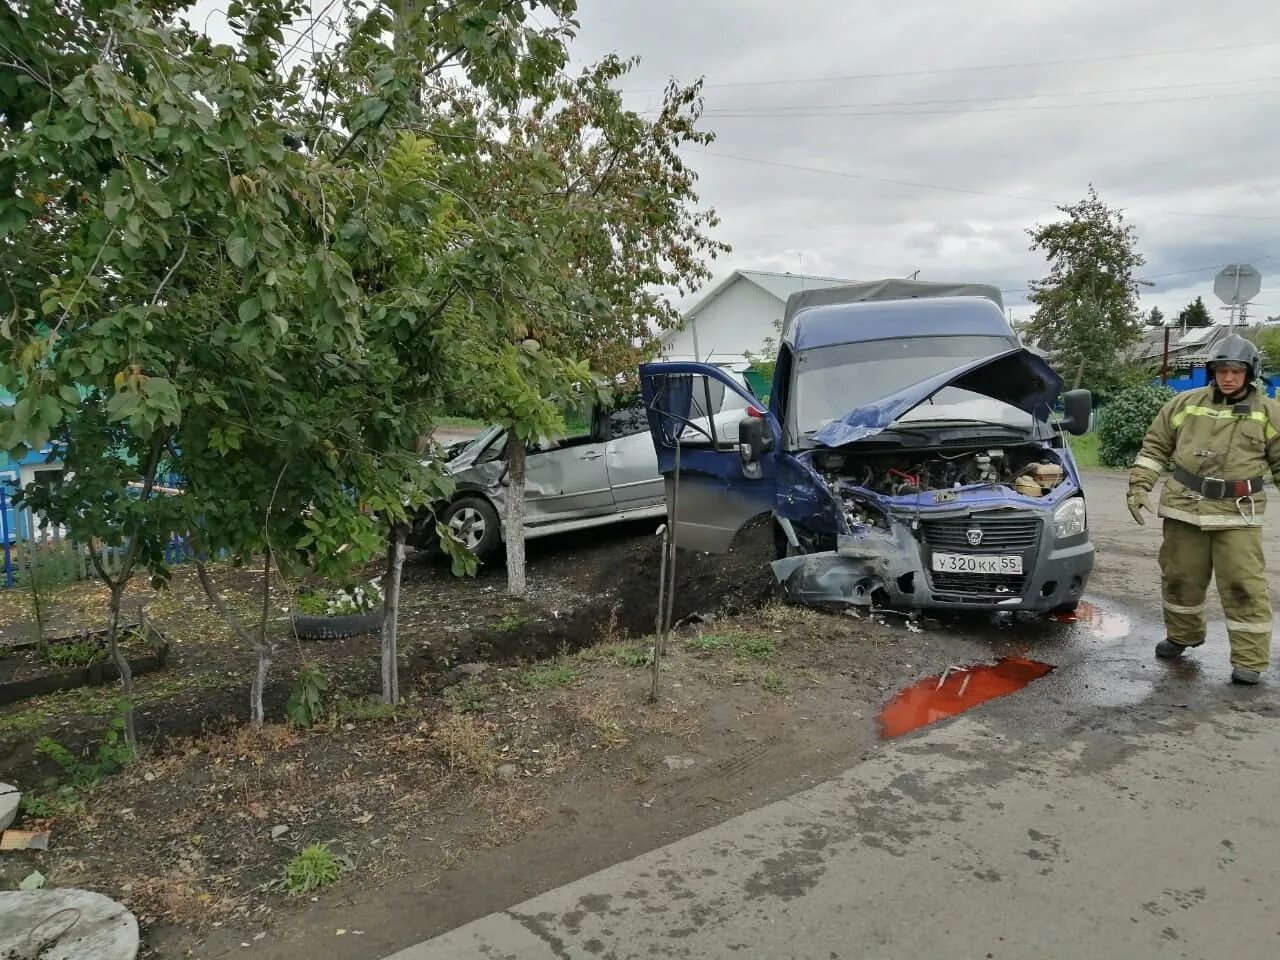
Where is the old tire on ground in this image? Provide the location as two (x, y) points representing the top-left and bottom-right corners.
(292, 606), (384, 641)
(441, 496), (501, 561)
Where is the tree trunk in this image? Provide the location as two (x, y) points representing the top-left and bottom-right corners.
(106, 583), (137, 752)
(251, 647), (271, 728)
(27, 558), (45, 654)
(194, 554), (271, 726)
(381, 523), (406, 704)
(504, 434), (527, 597)
(252, 549), (274, 728)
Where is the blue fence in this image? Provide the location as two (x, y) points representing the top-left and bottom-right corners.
(1158, 367), (1280, 398)
(0, 479), (198, 589)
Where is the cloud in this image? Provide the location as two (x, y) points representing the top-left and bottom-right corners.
(570, 0), (1280, 321)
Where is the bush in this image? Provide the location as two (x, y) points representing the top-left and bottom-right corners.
(282, 843), (343, 894)
(1095, 384), (1176, 468)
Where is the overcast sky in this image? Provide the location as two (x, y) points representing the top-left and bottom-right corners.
(189, 0), (1280, 325)
(566, 0), (1280, 325)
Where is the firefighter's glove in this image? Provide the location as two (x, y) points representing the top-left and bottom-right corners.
(1127, 488), (1151, 525)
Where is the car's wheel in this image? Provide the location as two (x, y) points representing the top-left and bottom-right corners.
(441, 496), (501, 561)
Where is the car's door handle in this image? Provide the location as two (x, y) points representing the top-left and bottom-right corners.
(580, 450), (603, 461)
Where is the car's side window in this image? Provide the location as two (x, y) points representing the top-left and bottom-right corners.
(532, 397), (597, 452)
(606, 400), (649, 439)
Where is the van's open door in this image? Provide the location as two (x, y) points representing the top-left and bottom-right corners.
(640, 362), (780, 554)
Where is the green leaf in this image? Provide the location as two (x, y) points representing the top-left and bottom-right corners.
(106, 390), (141, 423)
(238, 296), (261, 324)
(267, 315), (288, 338)
(227, 234), (255, 269)
(0, 205), (26, 237)
(19, 870), (45, 891)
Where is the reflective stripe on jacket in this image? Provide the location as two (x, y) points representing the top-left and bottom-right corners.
(1128, 385), (1280, 528)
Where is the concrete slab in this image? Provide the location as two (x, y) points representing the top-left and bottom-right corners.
(0, 783), (18, 832)
(0, 889), (139, 960)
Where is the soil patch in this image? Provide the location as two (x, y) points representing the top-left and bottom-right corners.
(0, 515), (1069, 959)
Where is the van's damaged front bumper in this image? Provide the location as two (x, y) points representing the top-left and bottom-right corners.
(771, 518), (1093, 612)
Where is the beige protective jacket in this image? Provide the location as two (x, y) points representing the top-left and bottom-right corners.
(1129, 385), (1280, 528)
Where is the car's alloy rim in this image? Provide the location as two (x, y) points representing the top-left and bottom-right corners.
(449, 507), (485, 549)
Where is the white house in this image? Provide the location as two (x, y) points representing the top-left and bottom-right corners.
(660, 269), (855, 365)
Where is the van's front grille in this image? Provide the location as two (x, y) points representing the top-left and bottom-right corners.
(921, 514), (1041, 552)
(929, 572), (1028, 598)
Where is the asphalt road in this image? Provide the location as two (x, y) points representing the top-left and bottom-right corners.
(385, 470), (1280, 960)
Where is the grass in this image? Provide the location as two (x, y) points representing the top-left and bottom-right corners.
(760, 672), (787, 695)
(44, 639), (107, 669)
(686, 631), (777, 662)
(282, 844), (343, 895)
(1067, 431), (1104, 471)
(758, 602), (822, 628)
(436, 416), (485, 430)
(493, 614), (531, 633)
(334, 696), (404, 723)
(588, 642), (652, 668)
(518, 661), (578, 689)
(428, 713), (500, 778)
(444, 678), (488, 714)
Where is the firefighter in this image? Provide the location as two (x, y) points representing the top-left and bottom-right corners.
(1127, 335), (1280, 684)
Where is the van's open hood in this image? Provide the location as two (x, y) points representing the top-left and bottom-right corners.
(809, 347), (1063, 447)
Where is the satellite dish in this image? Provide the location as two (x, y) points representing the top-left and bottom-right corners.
(1214, 264), (1261, 306)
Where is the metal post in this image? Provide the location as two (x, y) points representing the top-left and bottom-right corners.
(1161, 327), (1170, 384)
(1, 483), (11, 589)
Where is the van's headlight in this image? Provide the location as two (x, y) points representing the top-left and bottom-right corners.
(1054, 498), (1087, 539)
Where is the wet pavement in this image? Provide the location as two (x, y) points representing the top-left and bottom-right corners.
(385, 470), (1280, 959)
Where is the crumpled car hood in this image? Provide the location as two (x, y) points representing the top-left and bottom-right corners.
(809, 346), (1062, 447)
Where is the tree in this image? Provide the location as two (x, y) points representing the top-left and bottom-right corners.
(0, 0), (572, 724)
(1147, 306), (1165, 327)
(1176, 296), (1213, 329)
(437, 56), (728, 595)
(1025, 186), (1149, 392)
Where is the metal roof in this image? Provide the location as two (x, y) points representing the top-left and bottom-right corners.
(677, 269), (856, 322)
(789, 296), (1016, 351)
(740, 270), (854, 304)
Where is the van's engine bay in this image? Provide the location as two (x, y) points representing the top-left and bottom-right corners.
(811, 445), (1067, 501)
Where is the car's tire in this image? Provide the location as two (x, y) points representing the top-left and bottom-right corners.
(441, 496), (502, 561)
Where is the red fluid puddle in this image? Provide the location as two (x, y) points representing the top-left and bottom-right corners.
(1044, 599), (1131, 639)
(877, 657), (1054, 739)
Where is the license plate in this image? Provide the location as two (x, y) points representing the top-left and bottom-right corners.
(930, 553), (1023, 575)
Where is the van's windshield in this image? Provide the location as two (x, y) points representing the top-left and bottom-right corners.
(791, 335), (1030, 440)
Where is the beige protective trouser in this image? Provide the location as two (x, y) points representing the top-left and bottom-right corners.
(1159, 519), (1273, 671)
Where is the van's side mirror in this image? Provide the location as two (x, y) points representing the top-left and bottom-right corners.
(1060, 389), (1092, 436)
(738, 416), (772, 471)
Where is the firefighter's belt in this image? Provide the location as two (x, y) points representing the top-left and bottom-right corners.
(1172, 467), (1264, 499)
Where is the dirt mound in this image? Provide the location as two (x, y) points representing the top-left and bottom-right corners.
(410, 517), (780, 682)
(601, 515), (779, 634)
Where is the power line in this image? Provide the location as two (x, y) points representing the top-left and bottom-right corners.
(678, 148), (1280, 223)
(699, 88), (1280, 119)
(693, 76), (1280, 115)
(625, 40), (1280, 93)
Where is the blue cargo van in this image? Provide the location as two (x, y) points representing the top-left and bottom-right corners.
(640, 280), (1094, 613)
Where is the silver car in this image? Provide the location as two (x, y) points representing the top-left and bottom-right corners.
(412, 371), (757, 560)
